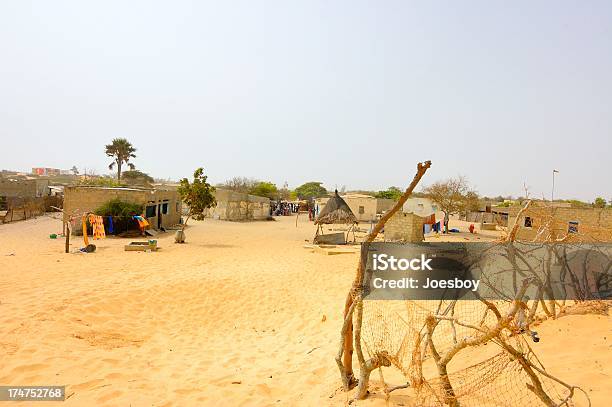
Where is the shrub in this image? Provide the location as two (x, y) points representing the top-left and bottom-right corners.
(94, 198), (144, 235)
(95, 198), (143, 217)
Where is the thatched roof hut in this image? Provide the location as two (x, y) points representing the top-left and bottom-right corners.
(315, 190), (357, 225)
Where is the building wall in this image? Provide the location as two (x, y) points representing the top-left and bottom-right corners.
(403, 197), (438, 217)
(346, 197), (378, 222)
(508, 207), (612, 242)
(63, 186), (182, 230)
(376, 198), (395, 214)
(206, 189), (270, 221)
(384, 212), (425, 242)
(0, 178), (38, 198)
(143, 189), (183, 229)
(465, 211), (509, 226)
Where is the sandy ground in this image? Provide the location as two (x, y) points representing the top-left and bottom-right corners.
(0, 215), (610, 406)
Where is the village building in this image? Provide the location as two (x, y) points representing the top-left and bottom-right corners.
(402, 197), (438, 218)
(507, 204), (612, 242)
(32, 167), (65, 176)
(467, 201), (575, 228)
(206, 188), (271, 221)
(0, 176), (50, 198)
(63, 185), (182, 231)
(315, 194), (394, 223)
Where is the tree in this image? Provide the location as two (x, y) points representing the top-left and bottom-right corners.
(105, 138), (137, 182)
(423, 176), (478, 233)
(294, 182), (328, 201)
(122, 170), (155, 186)
(249, 181), (279, 200)
(375, 186), (402, 201)
(278, 181), (292, 201)
(221, 176), (258, 193)
(177, 168), (217, 241)
(70, 165), (79, 175)
(593, 197), (607, 208)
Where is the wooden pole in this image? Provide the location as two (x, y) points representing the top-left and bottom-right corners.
(64, 221), (70, 253)
(340, 160), (432, 387)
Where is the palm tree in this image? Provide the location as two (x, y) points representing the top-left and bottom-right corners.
(105, 138), (137, 182)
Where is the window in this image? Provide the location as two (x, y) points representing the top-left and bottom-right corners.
(568, 221), (579, 234)
(176, 202), (180, 212)
(358, 205), (365, 214)
(524, 217), (532, 227)
(146, 205), (156, 218)
(162, 203), (169, 215)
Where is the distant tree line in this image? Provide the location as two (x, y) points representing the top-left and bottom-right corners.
(89, 138), (612, 211)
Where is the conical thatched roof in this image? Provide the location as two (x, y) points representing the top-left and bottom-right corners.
(315, 190), (357, 225)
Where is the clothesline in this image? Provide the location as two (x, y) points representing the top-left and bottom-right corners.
(86, 214), (148, 218)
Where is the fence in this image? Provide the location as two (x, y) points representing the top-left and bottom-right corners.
(0, 196), (62, 224)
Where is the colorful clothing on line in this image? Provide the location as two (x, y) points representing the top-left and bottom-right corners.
(85, 214), (106, 240)
(133, 215), (150, 228)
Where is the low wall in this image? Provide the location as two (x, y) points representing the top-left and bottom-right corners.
(0, 197), (47, 223)
(207, 189), (270, 221)
(384, 212), (424, 242)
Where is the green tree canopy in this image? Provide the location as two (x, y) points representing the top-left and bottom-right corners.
(177, 168), (217, 232)
(249, 181), (278, 199)
(593, 197), (607, 208)
(294, 182), (328, 201)
(375, 186), (402, 200)
(122, 170), (154, 186)
(105, 138), (137, 182)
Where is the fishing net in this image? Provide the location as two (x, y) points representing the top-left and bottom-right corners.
(358, 298), (578, 406)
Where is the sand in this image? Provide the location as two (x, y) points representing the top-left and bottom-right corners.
(0, 215), (609, 406)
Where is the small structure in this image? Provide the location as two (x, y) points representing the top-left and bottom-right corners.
(0, 176), (50, 198)
(63, 186), (182, 231)
(315, 194), (394, 223)
(384, 212), (425, 242)
(206, 188), (270, 221)
(314, 190), (357, 243)
(32, 167), (63, 176)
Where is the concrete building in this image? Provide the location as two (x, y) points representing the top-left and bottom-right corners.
(32, 167), (62, 176)
(63, 186), (182, 230)
(402, 197), (438, 217)
(384, 212), (425, 242)
(0, 177), (50, 198)
(206, 188), (270, 221)
(315, 194), (394, 223)
(507, 205), (612, 242)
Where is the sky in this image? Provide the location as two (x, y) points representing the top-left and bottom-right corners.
(1, 1), (610, 202)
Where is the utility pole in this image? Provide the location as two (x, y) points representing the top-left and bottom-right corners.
(551, 170), (559, 203)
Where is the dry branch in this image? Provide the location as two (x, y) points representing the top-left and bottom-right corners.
(339, 161), (432, 383)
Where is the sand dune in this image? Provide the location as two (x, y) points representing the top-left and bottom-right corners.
(0, 215), (609, 406)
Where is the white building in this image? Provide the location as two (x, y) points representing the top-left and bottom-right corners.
(402, 197), (437, 217)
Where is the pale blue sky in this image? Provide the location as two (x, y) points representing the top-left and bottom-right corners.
(1, 1), (610, 201)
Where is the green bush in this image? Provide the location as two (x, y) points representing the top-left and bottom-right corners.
(94, 198), (144, 235)
(95, 198), (143, 217)
(78, 177), (125, 187)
